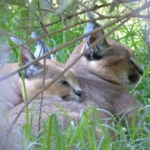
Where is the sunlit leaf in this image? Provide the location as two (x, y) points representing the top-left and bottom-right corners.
(56, 0), (73, 14)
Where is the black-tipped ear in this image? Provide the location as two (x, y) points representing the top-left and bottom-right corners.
(84, 13), (109, 60)
(20, 45), (36, 65)
(19, 45), (43, 79)
(30, 31), (52, 59)
(84, 14), (107, 44)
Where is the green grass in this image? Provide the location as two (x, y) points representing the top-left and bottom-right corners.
(15, 104), (149, 150)
(17, 108), (113, 150)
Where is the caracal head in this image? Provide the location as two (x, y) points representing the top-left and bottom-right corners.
(82, 19), (143, 88)
(19, 46), (83, 102)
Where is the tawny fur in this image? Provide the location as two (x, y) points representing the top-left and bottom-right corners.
(0, 38), (143, 149)
(19, 45), (82, 102)
(0, 50), (82, 149)
(0, 47), (82, 118)
(0, 20), (144, 149)
(0, 64), (23, 116)
(22, 59), (82, 101)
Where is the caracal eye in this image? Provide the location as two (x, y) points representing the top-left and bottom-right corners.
(59, 80), (70, 87)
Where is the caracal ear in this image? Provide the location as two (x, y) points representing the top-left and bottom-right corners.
(20, 45), (43, 79)
(84, 12), (110, 60)
(20, 45), (35, 65)
(31, 31), (52, 59)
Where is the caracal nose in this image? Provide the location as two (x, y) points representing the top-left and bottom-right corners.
(75, 89), (83, 97)
(139, 68), (143, 75)
(74, 89), (83, 102)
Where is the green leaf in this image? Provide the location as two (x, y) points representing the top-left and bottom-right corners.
(56, 0), (73, 14)
(20, 10), (30, 26)
(47, 114), (54, 150)
(53, 114), (61, 150)
(29, 0), (39, 27)
(0, 40), (10, 65)
(0, 2), (6, 12)
(4, 0), (26, 7)
(64, 17), (74, 27)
